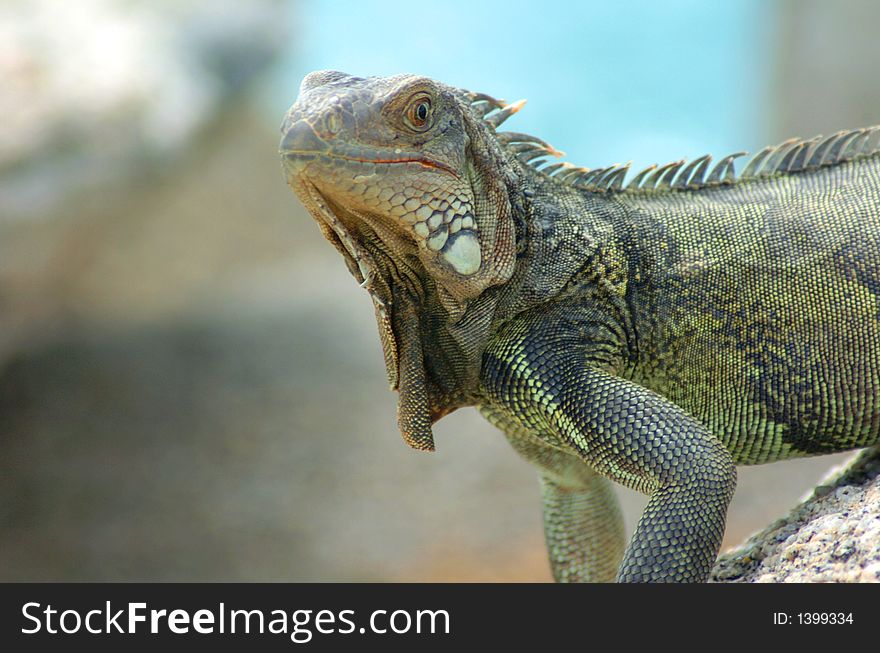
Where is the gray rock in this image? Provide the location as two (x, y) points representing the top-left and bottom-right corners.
(712, 447), (880, 583)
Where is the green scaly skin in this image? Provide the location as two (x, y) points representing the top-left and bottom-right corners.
(279, 70), (880, 582)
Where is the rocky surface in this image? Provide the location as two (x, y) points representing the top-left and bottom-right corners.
(712, 447), (880, 583)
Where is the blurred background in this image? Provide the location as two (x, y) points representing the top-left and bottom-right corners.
(1, 0), (879, 581)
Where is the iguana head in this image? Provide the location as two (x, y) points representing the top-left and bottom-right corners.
(280, 71), (525, 451)
(280, 71), (518, 305)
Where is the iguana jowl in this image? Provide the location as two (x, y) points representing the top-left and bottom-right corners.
(279, 70), (880, 582)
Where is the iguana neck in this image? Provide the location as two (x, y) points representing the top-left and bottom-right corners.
(491, 166), (632, 322)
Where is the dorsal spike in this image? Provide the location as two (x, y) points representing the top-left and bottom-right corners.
(656, 160), (685, 190)
(627, 164), (657, 189)
(506, 142), (542, 155)
(492, 120), (880, 196)
(822, 131), (855, 165)
(672, 155), (710, 189)
(807, 130), (847, 168)
(541, 162), (568, 175)
(777, 140), (809, 173)
(641, 161), (680, 190)
(496, 131), (549, 146)
(508, 141), (566, 161)
(845, 129), (873, 160)
(723, 152), (748, 181)
(603, 163), (631, 191)
(790, 137), (821, 172)
(833, 129), (868, 162)
(578, 166), (614, 187)
(517, 148), (550, 164)
(465, 91), (506, 109)
(707, 152), (747, 184)
(867, 127), (880, 155)
(485, 99), (526, 129)
(530, 158), (552, 171)
(557, 165), (590, 184)
(760, 140), (799, 176)
(583, 166), (616, 191)
(705, 161), (725, 184)
(469, 100), (496, 118)
(741, 145), (775, 178)
(498, 132), (564, 162)
(688, 155), (713, 186)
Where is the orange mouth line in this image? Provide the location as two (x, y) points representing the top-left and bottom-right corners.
(284, 149), (459, 180)
(355, 156), (459, 179)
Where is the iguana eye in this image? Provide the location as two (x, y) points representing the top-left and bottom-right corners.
(407, 97), (432, 129)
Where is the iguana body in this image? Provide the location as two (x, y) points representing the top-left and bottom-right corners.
(279, 70), (880, 582)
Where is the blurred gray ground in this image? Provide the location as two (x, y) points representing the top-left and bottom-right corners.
(0, 0), (877, 581)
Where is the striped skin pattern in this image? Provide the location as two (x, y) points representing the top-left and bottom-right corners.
(280, 71), (880, 582)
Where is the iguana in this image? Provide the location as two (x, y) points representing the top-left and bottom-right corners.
(279, 70), (880, 582)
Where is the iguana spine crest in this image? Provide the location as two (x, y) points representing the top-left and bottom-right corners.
(465, 90), (880, 195)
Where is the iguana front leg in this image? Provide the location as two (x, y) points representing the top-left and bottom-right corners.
(481, 406), (626, 582)
(481, 317), (737, 582)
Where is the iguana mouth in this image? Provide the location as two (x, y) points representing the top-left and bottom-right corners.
(280, 119), (459, 179)
(283, 150), (460, 180)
